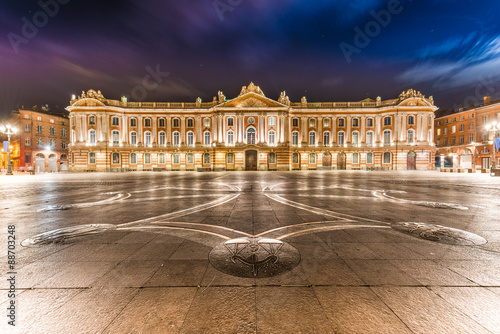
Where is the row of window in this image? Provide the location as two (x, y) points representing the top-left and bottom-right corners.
(86, 115), (417, 129)
(436, 123), (474, 135)
(23, 114), (66, 125)
(86, 128), (421, 147)
(24, 137), (66, 149)
(28, 124), (67, 136)
(89, 151), (393, 166)
(437, 134), (474, 147)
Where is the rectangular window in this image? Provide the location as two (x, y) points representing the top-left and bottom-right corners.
(292, 118), (299, 127)
(323, 132), (330, 146)
(452, 118), (456, 123)
(130, 118), (137, 127)
(366, 132), (373, 146)
(49, 139), (55, 147)
(37, 138), (43, 146)
(469, 134), (474, 143)
(227, 152), (234, 164)
(112, 117), (119, 126)
(469, 122), (474, 130)
(459, 124), (464, 131)
(228, 131), (234, 145)
(25, 137), (30, 146)
(37, 125), (42, 134)
(451, 126), (456, 133)
(187, 119), (193, 127)
(309, 118), (315, 127)
(62, 129), (66, 137)
(89, 153), (96, 164)
(338, 118), (345, 127)
(25, 124), (30, 132)
(451, 137), (456, 145)
(292, 132), (298, 146)
(367, 153), (373, 164)
(444, 128), (448, 135)
(50, 119), (54, 124)
(268, 117), (276, 126)
(173, 119), (179, 127)
(383, 117), (391, 126)
(62, 141), (66, 149)
(444, 138), (448, 146)
(50, 127), (55, 135)
(437, 121), (441, 126)
(367, 118), (373, 127)
(37, 116), (42, 121)
(144, 119), (151, 127)
(25, 153), (31, 165)
(24, 114), (29, 119)
(323, 118), (330, 127)
(352, 118), (359, 127)
(459, 135), (464, 145)
(159, 119), (165, 127)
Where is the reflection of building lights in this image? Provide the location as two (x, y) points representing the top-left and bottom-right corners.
(45, 146), (51, 151)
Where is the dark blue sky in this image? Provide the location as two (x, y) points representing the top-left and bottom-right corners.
(1, 0), (499, 118)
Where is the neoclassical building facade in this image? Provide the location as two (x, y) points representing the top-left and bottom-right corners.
(67, 83), (437, 172)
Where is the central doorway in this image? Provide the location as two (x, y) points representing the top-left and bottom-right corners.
(337, 152), (346, 170)
(407, 151), (416, 170)
(245, 150), (257, 170)
(323, 152), (332, 167)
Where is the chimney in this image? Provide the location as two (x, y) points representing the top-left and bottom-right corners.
(484, 96), (491, 105)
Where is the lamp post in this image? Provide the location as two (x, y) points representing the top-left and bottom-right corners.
(0, 124), (18, 175)
(485, 121), (499, 170)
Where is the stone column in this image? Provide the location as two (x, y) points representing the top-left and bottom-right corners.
(97, 114), (102, 141)
(152, 116), (157, 145)
(138, 116), (143, 146)
(346, 116), (352, 145)
(318, 117), (323, 146)
(166, 116), (171, 146)
(332, 116), (337, 145)
(220, 114), (225, 144)
(122, 115), (128, 144)
(195, 116), (202, 145)
(301, 116), (307, 145)
(212, 114), (218, 143)
(181, 117), (186, 145)
(361, 116), (366, 144)
(375, 116), (381, 144)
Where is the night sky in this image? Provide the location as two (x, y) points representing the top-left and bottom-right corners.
(1, 0), (500, 118)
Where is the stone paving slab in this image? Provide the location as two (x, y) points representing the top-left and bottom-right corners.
(0, 171), (499, 333)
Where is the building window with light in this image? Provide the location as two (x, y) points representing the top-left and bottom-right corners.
(227, 152), (234, 164)
(144, 131), (152, 146)
(323, 131), (330, 146)
(159, 131), (166, 146)
(367, 152), (373, 164)
(469, 134), (473, 143)
(25, 137), (30, 147)
(89, 152), (95, 164)
(25, 124), (30, 132)
(309, 118), (315, 127)
(112, 153), (120, 164)
(383, 152), (391, 164)
(269, 117), (276, 127)
(292, 152), (299, 164)
(204, 131), (211, 146)
(130, 118), (137, 127)
(112, 130), (120, 146)
(50, 139), (55, 147)
(143, 153), (150, 164)
(130, 132), (137, 146)
(352, 131), (359, 147)
(383, 116), (391, 126)
(292, 131), (299, 146)
(309, 152), (316, 164)
(269, 130), (276, 145)
(159, 153), (165, 164)
(366, 131), (373, 147)
(62, 129), (66, 137)
(353, 152), (359, 164)
(37, 125), (42, 134)
(187, 153), (194, 164)
(459, 135), (464, 145)
(247, 128), (256, 144)
(383, 130), (391, 146)
(187, 118), (193, 127)
(204, 118), (210, 127)
(338, 131), (345, 146)
(130, 153), (136, 164)
(204, 153), (210, 164)
(407, 129), (415, 144)
(323, 118), (330, 127)
(187, 131), (194, 146)
(309, 131), (316, 146)
(269, 152), (276, 164)
(89, 130), (96, 144)
(173, 131), (180, 146)
(227, 130), (234, 146)
(408, 115), (415, 125)
(38, 138), (43, 146)
(50, 127), (55, 136)
(112, 117), (119, 126)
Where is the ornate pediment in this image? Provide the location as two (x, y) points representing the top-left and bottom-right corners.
(398, 89), (434, 106)
(79, 89), (105, 101)
(219, 93), (287, 108)
(238, 82), (265, 97)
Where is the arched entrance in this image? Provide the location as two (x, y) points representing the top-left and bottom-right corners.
(36, 153), (45, 172)
(407, 151), (416, 170)
(337, 152), (346, 170)
(48, 154), (58, 172)
(322, 152), (332, 167)
(245, 150), (257, 170)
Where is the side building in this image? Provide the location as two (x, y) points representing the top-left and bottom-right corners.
(67, 84), (437, 172)
(434, 96), (500, 170)
(10, 108), (70, 172)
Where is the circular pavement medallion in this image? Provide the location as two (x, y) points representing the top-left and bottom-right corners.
(209, 237), (301, 278)
(391, 222), (487, 246)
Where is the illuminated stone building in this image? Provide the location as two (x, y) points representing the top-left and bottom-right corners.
(10, 108), (69, 172)
(434, 96), (500, 170)
(67, 83), (436, 172)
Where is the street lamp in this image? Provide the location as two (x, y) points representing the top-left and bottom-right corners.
(0, 124), (18, 175)
(485, 121), (499, 171)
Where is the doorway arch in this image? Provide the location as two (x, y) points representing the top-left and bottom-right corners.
(337, 152), (346, 170)
(407, 151), (416, 170)
(245, 150), (257, 170)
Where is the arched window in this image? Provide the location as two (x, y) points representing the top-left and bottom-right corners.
(227, 130), (234, 146)
(309, 131), (316, 146)
(89, 152), (95, 164)
(173, 131), (180, 146)
(187, 131), (194, 146)
(292, 152), (299, 164)
(112, 152), (120, 164)
(338, 131), (345, 146)
(187, 153), (194, 164)
(227, 152), (234, 164)
(247, 128), (256, 145)
(269, 152), (276, 164)
(204, 152), (210, 164)
(352, 152), (359, 164)
(352, 131), (359, 147)
(366, 131), (373, 147)
(407, 129), (415, 144)
(112, 130), (120, 146)
(383, 152), (391, 164)
(173, 153), (179, 164)
(158, 131), (166, 146)
(383, 130), (391, 146)
(204, 131), (211, 146)
(158, 153), (165, 164)
(89, 130), (96, 144)
(309, 152), (316, 164)
(130, 153), (137, 164)
(268, 130), (276, 145)
(367, 152), (373, 164)
(269, 117), (276, 126)
(292, 131), (299, 146)
(323, 131), (330, 146)
(144, 153), (151, 164)
(144, 131), (152, 147)
(130, 132), (137, 146)
(408, 115), (415, 125)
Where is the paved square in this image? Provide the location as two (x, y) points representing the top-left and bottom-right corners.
(1, 171), (500, 333)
